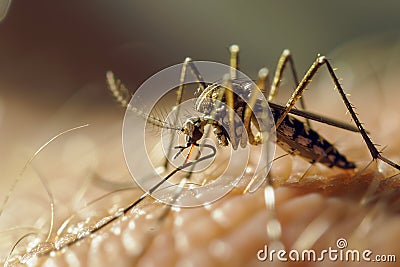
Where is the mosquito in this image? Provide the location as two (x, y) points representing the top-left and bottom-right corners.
(107, 45), (400, 260)
(9, 45), (398, 265)
(106, 46), (400, 253)
(107, 45), (400, 180)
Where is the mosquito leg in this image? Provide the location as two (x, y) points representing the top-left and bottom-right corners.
(222, 74), (239, 150)
(163, 58), (191, 168)
(275, 55), (400, 171)
(228, 45), (266, 147)
(269, 50), (300, 101)
(263, 178), (285, 250)
(323, 58), (400, 171)
(269, 50), (310, 127)
(47, 144), (217, 255)
(243, 68), (269, 145)
(209, 45), (241, 150)
(175, 58), (207, 106)
(129, 178), (189, 266)
(164, 58), (207, 168)
(229, 44), (240, 78)
(228, 45), (269, 147)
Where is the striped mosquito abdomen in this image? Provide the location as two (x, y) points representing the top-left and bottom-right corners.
(271, 108), (356, 169)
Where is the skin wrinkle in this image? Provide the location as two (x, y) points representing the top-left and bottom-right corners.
(1, 45), (400, 266)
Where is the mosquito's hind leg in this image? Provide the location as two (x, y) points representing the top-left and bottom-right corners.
(275, 55), (400, 171)
(324, 59), (400, 171)
(222, 45), (242, 149)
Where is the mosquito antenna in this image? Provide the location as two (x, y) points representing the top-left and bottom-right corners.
(106, 71), (131, 108)
(141, 110), (182, 131)
(106, 71), (182, 131)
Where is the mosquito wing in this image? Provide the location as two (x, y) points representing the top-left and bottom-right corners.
(268, 102), (361, 133)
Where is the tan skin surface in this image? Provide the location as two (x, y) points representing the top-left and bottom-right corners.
(1, 42), (400, 267)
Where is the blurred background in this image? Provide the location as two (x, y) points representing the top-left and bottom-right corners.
(1, 0), (400, 102)
(0, 0), (400, 265)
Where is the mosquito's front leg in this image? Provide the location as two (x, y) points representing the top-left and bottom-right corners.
(243, 68), (269, 145)
(222, 74), (239, 150)
(269, 49), (310, 127)
(165, 57), (208, 168)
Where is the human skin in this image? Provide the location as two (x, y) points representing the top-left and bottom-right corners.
(1, 42), (400, 267)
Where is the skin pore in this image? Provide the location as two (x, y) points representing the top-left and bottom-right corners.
(1, 41), (400, 267)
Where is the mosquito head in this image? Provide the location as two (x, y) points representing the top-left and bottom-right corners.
(182, 117), (207, 145)
(172, 117), (207, 160)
